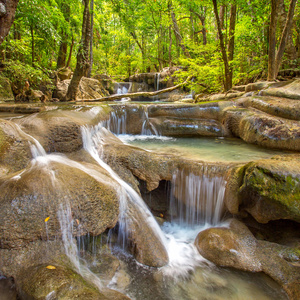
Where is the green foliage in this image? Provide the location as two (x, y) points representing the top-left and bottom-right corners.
(2, 60), (54, 91)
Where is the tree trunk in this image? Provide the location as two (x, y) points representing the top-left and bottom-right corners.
(0, 0), (19, 46)
(275, 0), (298, 76)
(65, 0), (91, 101)
(56, 38), (68, 69)
(30, 25), (34, 66)
(66, 35), (74, 68)
(228, 4), (237, 85)
(87, 0), (94, 77)
(169, 0), (191, 58)
(169, 25), (172, 66)
(56, 3), (71, 69)
(212, 0), (232, 91)
(268, 0), (278, 81)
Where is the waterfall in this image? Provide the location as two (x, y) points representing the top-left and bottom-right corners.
(141, 107), (159, 136)
(81, 124), (168, 252)
(170, 169), (226, 226)
(155, 73), (160, 91)
(104, 106), (127, 135)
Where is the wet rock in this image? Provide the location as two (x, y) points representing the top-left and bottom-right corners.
(0, 76), (14, 101)
(17, 264), (110, 300)
(225, 155), (300, 223)
(223, 107), (300, 151)
(150, 116), (227, 137)
(15, 107), (106, 153)
(262, 79), (300, 100)
(238, 96), (300, 121)
(195, 219), (300, 299)
(0, 160), (119, 249)
(0, 119), (32, 176)
(239, 155), (300, 223)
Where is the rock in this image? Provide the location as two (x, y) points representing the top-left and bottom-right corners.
(239, 155), (300, 223)
(15, 107), (106, 153)
(239, 95), (300, 121)
(195, 219), (300, 299)
(57, 67), (72, 81)
(150, 116), (227, 137)
(195, 219), (262, 272)
(17, 264), (110, 300)
(0, 119), (32, 176)
(262, 79), (300, 100)
(54, 77), (109, 101)
(245, 81), (275, 93)
(225, 155), (300, 223)
(93, 74), (115, 94)
(0, 76), (14, 101)
(223, 107), (300, 151)
(0, 160), (119, 249)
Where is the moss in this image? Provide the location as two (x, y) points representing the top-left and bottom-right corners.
(241, 164), (300, 218)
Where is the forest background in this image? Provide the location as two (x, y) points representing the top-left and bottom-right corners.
(0, 0), (299, 96)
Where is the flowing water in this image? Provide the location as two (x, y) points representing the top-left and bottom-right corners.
(0, 112), (288, 299)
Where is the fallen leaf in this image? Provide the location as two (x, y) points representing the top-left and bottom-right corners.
(76, 219), (80, 225)
(46, 265), (56, 270)
(45, 217), (50, 222)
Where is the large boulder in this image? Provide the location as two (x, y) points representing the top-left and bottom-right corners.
(262, 79), (300, 100)
(0, 119), (32, 176)
(15, 107), (107, 153)
(223, 107), (300, 151)
(195, 219), (300, 299)
(0, 159), (119, 249)
(225, 155), (300, 223)
(54, 77), (109, 101)
(0, 76), (14, 101)
(238, 95), (300, 121)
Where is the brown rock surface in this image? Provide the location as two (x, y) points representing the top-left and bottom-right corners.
(195, 219), (300, 299)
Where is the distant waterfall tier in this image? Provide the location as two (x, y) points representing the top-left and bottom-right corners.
(169, 167), (227, 226)
(104, 105), (159, 136)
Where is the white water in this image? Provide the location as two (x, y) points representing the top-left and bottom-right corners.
(81, 123), (228, 277)
(141, 107), (159, 136)
(81, 124), (168, 250)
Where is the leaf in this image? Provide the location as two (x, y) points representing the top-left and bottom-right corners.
(46, 265), (56, 270)
(75, 219), (80, 225)
(45, 217), (50, 222)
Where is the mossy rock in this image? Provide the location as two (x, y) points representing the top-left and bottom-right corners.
(239, 155), (300, 223)
(17, 264), (110, 299)
(0, 76), (14, 101)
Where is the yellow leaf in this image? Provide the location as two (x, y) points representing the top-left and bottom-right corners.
(45, 217), (50, 222)
(75, 219), (80, 225)
(46, 265), (56, 270)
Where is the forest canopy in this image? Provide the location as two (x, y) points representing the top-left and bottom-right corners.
(0, 0), (299, 94)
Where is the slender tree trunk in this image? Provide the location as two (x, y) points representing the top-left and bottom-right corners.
(87, 0), (94, 77)
(0, 0), (19, 46)
(200, 8), (207, 46)
(169, 0), (191, 58)
(169, 25), (172, 66)
(65, 0), (91, 101)
(30, 25), (34, 66)
(228, 4), (237, 85)
(66, 35), (74, 68)
(275, 0), (298, 76)
(268, 0), (278, 81)
(212, 0), (232, 91)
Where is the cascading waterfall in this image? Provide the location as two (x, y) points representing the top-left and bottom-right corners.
(104, 106), (127, 135)
(81, 124), (168, 252)
(170, 168), (226, 226)
(141, 107), (159, 136)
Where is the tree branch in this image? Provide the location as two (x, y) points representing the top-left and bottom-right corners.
(80, 76), (192, 102)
